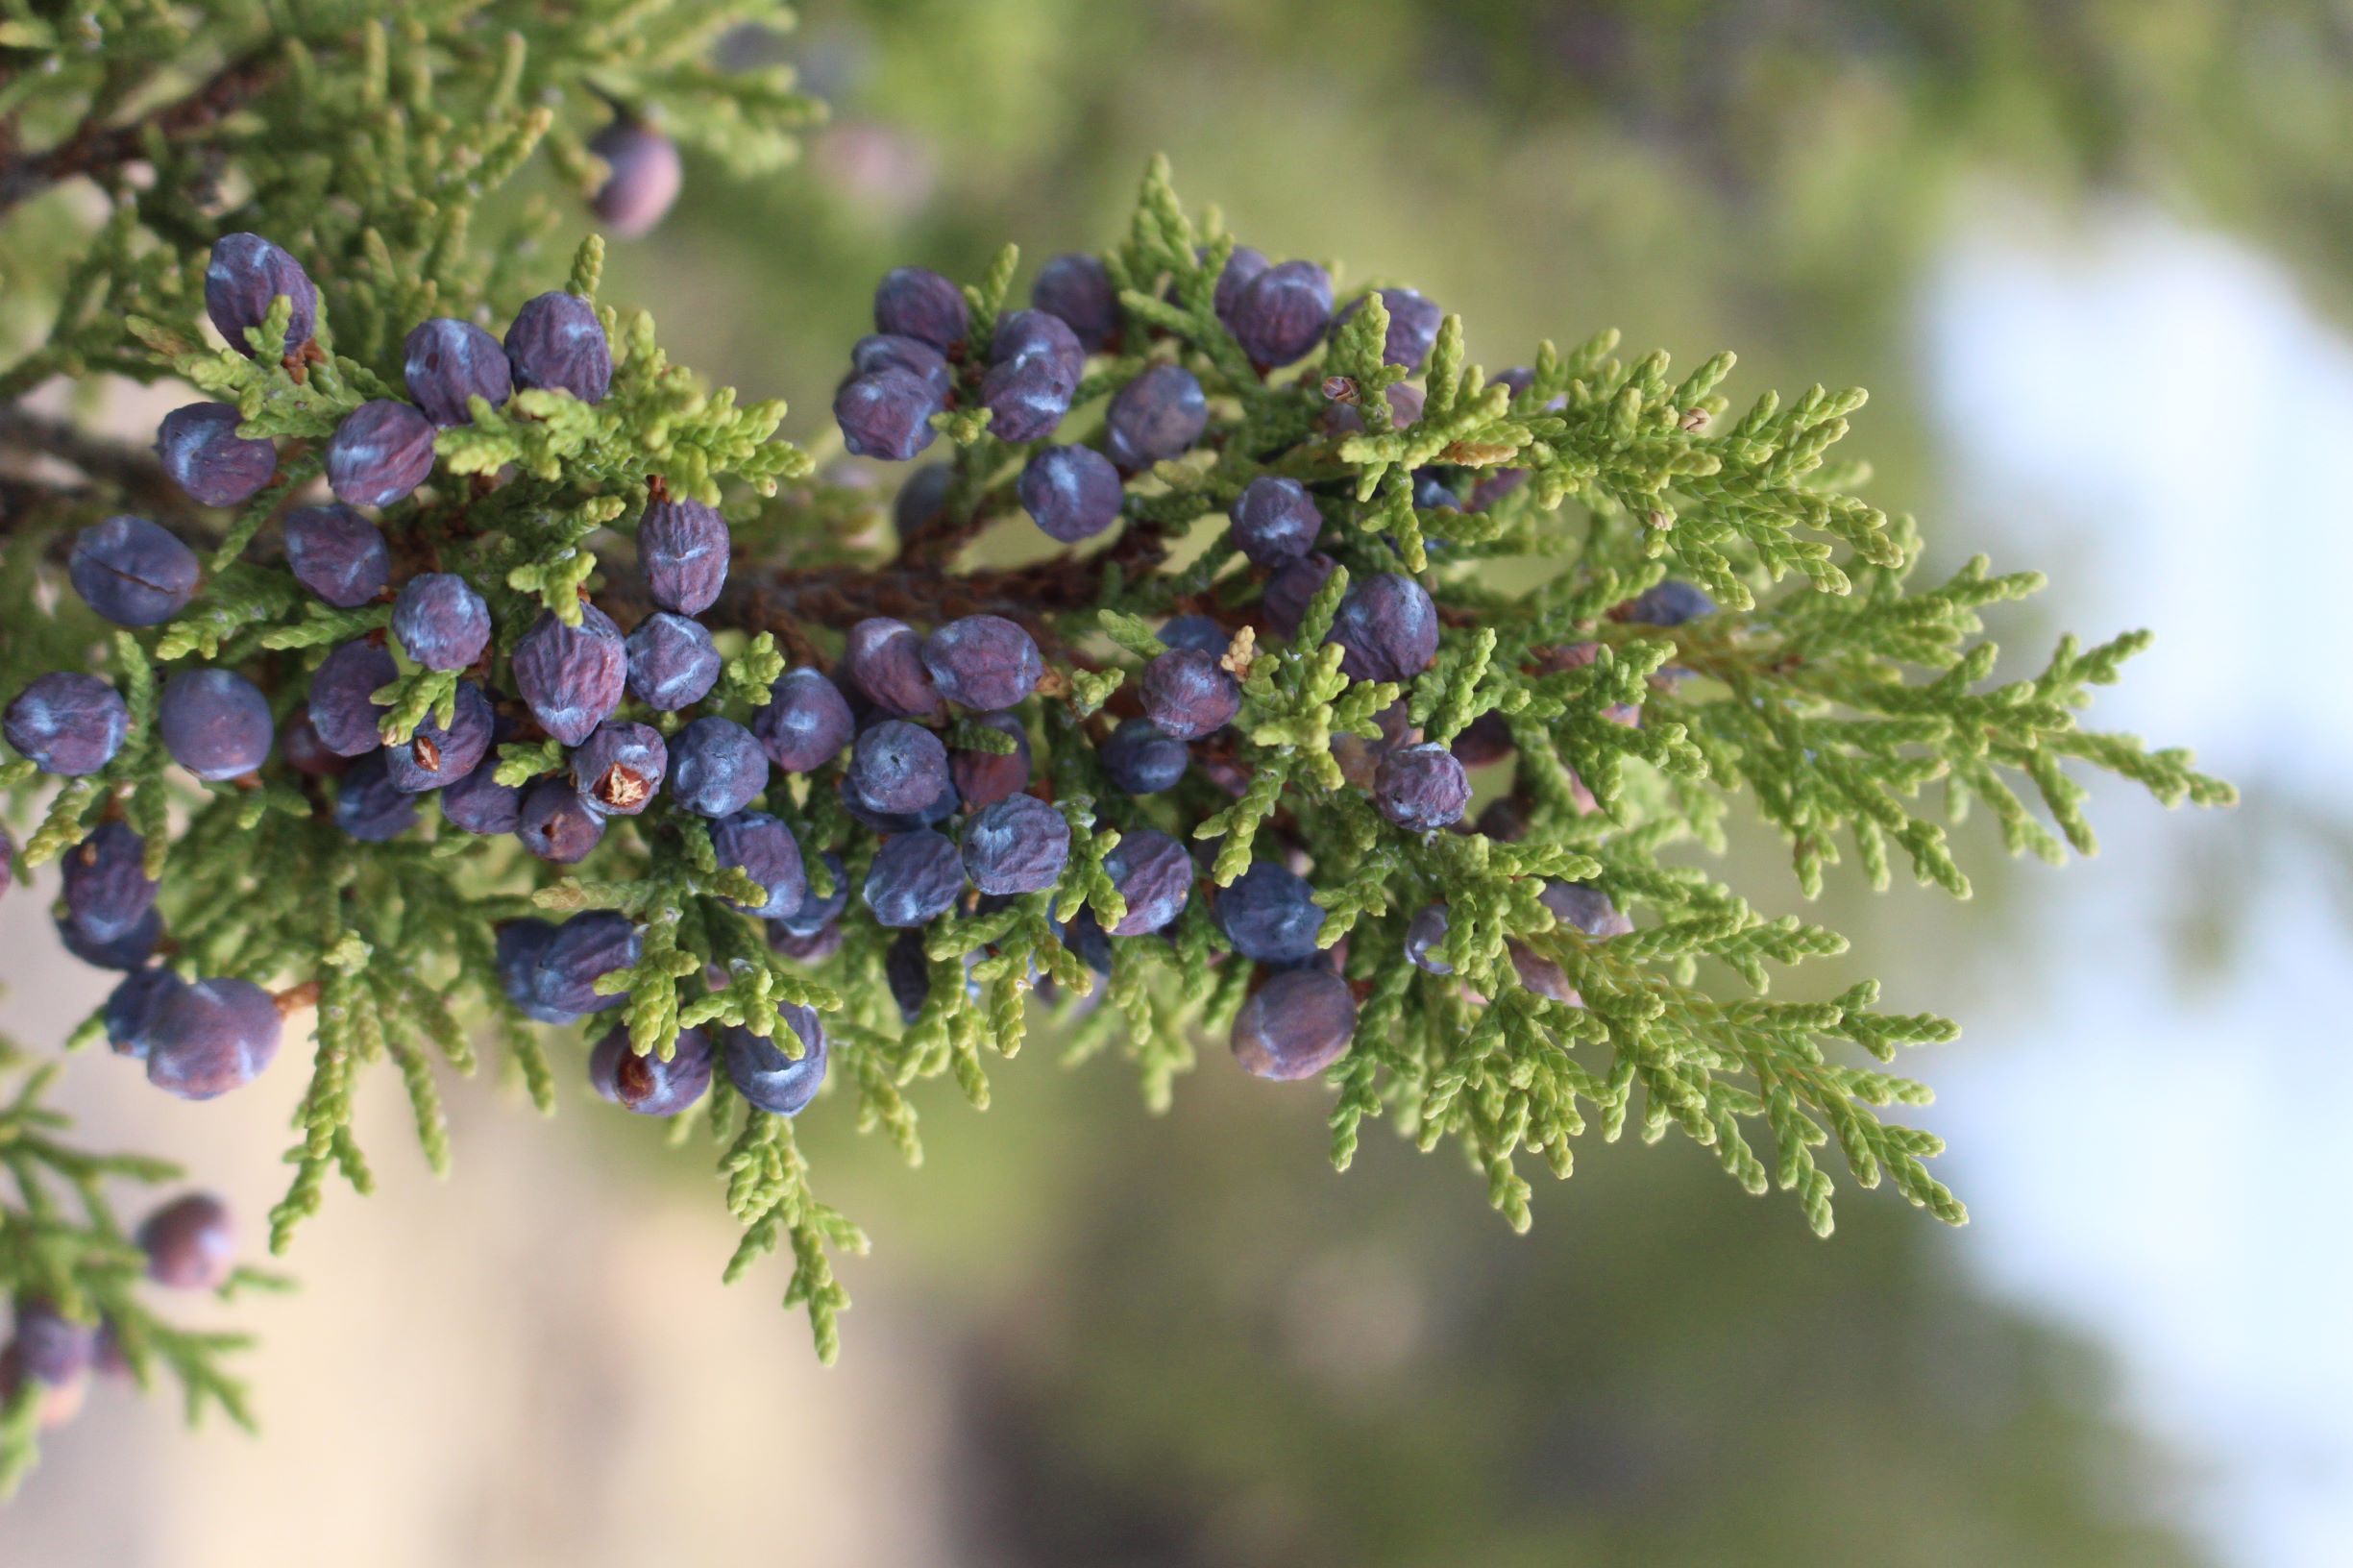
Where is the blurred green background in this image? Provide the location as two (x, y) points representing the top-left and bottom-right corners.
(12, 3), (2349, 1564)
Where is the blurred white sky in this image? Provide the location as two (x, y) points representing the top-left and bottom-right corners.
(1920, 195), (2353, 1568)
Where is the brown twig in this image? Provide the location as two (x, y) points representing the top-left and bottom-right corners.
(0, 52), (281, 214)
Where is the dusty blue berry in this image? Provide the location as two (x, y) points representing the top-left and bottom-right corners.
(978, 353), (1076, 443)
(571, 720), (667, 816)
(1229, 259), (1332, 366)
(723, 1005), (827, 1115)
(327, 399), (435, 509)
(840, 772), (958, 833)
(773, 852), (847, 939)
(961, 793), (1069, 895)
(873, 266), (968, 351)
(385, 679), (493, 792)
(145, 977), (282, 1100)
(532, 911), (639, 1016)
(710, 810), (806, 919)
(852, 333), (954, 404)
(104, 968), (184, 1058)
(391, 573), (490, 670)
(624, 611), (722, 711)
(60, 904), (161, 971)
(835, 368), (943, 461)
(5, 674), (127, 775)
(206, 233), (318, 358)
(512, 605), (627, 746)
(921, 614), (1041, 712)
(1106, 364), (1207, 470)
(1099, 717), (1187, 796)
(136, 1193), (236, 1291)
(951, 711), (1031, 811)
(1374, 742), (1471, 832)
(1017, 444), (1123, 543)
(1102, 826), (1191, 936)
(1262, 551), (1336, 640)
(669, 716), (768, 818)
(1338, 287), (1443, 370)
(847, 719), (949, 814)
(1541, 880), (1633, 939)
(1405, 904), (1452, 973)
(755, 666), (856, 772)
(1231, 477), (1321, 568)
(505, 291), (611, 403)
(1032, 253), (1117, 352)
(159, 402), (276, 508)
(1215, 861), (1326, 967)
(441, 754), (522, 835)
(282, 505), (387, 608)
(403, 318), (512, 427)
(61, 822), (156, 944)
(1623, 579), (1717, 626)
(308, 640), (398, 756)
(1140, 647), (1239, 741)
(638, 499), (729, 616)
(1207, 245), (1268, 326)
(588, 119), (682, 237)
(840, 619), (943, 719)
(517, 775), (605, 863)
(864, 829), (966, 927)
(333, 751), (419, 840)
(495, 919), (579, 1024)
(12, 1300), (94, 1386)
(158, 669), (271, 781)
(1329, 572), (1439, 683)
(69, 516), (200, 626)
(1231, 967), (1357, 1081)
(590, 1025), (713, 1116)
(1160, 615), (1228, 657)
(1062, 910), (1115, 975)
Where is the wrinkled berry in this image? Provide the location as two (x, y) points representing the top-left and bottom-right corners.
(532, 910), (639, 1016)
(1140, 647), (1239, 741)
(1373, 742), (1471, 831)
(1405, 904), (1452, 973)
(754, 666), (856, 771)
(571, 720), (667, 816)
(146, 977), (282, 1099)
(1018, 445), (1123, 543)
(137, 1193), (235, 1290)
(921, 614), (1041, 712)
(1159, 615), (1228, 657)
(773, 852), (847, 939)
(391, 573), (490, 671)
(620, 612), (719, 711)
(403, 318), (512, 427)
(835, 368), (943, 462)
(282, 504), (388, 608)
(1231, 967), (1357, 1081)
(840, 619), (943, 719)
(892, 461), (955, 537)
(961, 793), (1069, 895)
(1329, 572), (1439, 683)
(638, 499), (729, 616)
(1099, 717), (1188, 796)
(711, 811), (806, 920)
(1229, 259), (1332, 367)
(441, 753), (522, 835)
(591, 1025), (713, 1115)
(863, 829), (966, 927)
(505, 291), (612, 403)
(1231, 477), (1321, 568)
(69, 515), (200, 626)
(517, 775), (606, 863)
(852, 333), (954, 404)
(512, 605), (627, 746)
(495, 919), (580, 1024)
(308, 640), (398, 757)
(951, 711), (1030, 810)
(1215, 861), (1326, 966)
(1262, 551), (1337, 641)
(588, 120), (683, 237)
(1102, 826), (1190, 935)
(385, 679), (493, 792)
(1623, 579), (1717, 626)
(5, 674), (128, 776)
(846, 719), (949, 814)
(873, 266), (968, 352)
(978, 354), (1072, 444)
(669, 717), (768, 818)
(333, 751), (420, 841)
(61, 822), (156, 943)
(1106, 364), (1207, 471)
(1339, 287), (1443, 370)
(1032, 253), (1117, 352)
(61, 903), (161, 970)
(205, 233), (318, 358)
(159, 402), (277, 508)
(327, 399), (435, 509)
(723, 1005), (827, 1115)
(104, 967), (184, 1057)
(158, 669), (271, 781)
(1540, 880), (1633, 939)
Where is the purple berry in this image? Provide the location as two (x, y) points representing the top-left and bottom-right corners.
(951, 711), (1031, 810)
(978, 353), (1074, 444)
(136, 1194), (235, 1290)
(1209, 245), (1268, 326)
(145, 977), (282, 1099)
(158, 668), (272, 781)
(532, 911), (639, 1016)
(281, 710), (348, 777)
(159, 402), (277, 508)
(624, 612), (723, 711)
(69, 516), (200, 626)
(1214, 861), (1326, 967)
(887, 929), (933, 1022)
(1062, 911), (1114, 975)
(441, 753), (523, 834)
(1017, 445), (1123, 543)
(1450, 711), (1514, 768)
(282, 505), (388, 607)
(839, 619), (943, 719)
(638, 499), (730, 616)
(772, 922), (844, 964)
(1373, 742), (1470, 831)
(590, 1025), (713, 1116)
(495, 919), (579, 1024)
(840, 772), (958, 833)
(403, 318), (513, 427)
(723, 1005), (827, 1115)
(505, 291), (612, 403)
(711, 811), (806, 919)
(12, 1300), (95, 1386)
(588, 120), (683, 237)
(1099, 717), (1187, 796)
(773, 852), (847, 939)
(61, 903), (162, 970)
(1228, 259), (1332, 367)
(1101, 826), (1191, 936)
(1540, 881), (1633, 939)
(992, 309), (1085, 384)
(1031, 253), (1117, 352)
(517, 775), (605, 863)
(1231, 967), (1357, 1081)
(512, 605), (626, 746)
(1105, 364), (1207, 471)
(1328, 572), (1439, 683)
(863, 829), (966, 927)
(5, 674), (128, 776)
(1261, 551), (1336, 640)
(104, 967), (184, 1057)
(307, 640), (398, 756)
(1320, 381), (1424, 436)
(571, 720), (667, 816)
(0, 828), (12, 897)
(846, 719), (949, 814)
(1140, 647), (1239, 741)
(327, 399), (435, 509)
(333, 751), (420, 840)
(873, 266), (968, 352)
(61, 821), (156, 944)
(1159, 615), (1228, 658)
(920, 614), (1041, 712)
(754, 667), (856, 772)
(1405, 904), (1452, 973)
(390, 573), (490, 670)
(835, 368), (943, 461)
(205, 233), (318, 358)
(385, 679), (493, 792)
(1623, 579), (1717, 626)
(1231, 477), (1321, 568)
(1507, 941), (1579, 1004)
(668, 716), (767, 818)
(892, 461), (955, 537)
(1339, 287), (1443, 370)
(852, 333), (955, 404)
(960, 793), (1069, 895)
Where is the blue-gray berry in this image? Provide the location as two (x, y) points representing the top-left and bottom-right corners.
(136, 1193), (236, 1291)
(495, 919), (580, 1024)
(872, 266), (968, 352)
(440, 753), (523, 835)
(834, 368), (944, 461)
(960, 793), (1069, 895)
(1228, 259), (1332, 367)
(5, 674), (128, 776)
(1140, 647), (1239, 741)
(1622, 579), (1717, 626)
(1105, 364), (1207, 471)
(1098, 717), (1188, 796)
(333, 751), (420, 841)
(668, 716), (768, 818)
(69, 516), (200, 626)
(158, 669), (272, 781)
(1328, 572), (1439, 683)
(1373, 742), (1471, 831)
(403, 317), (512, 427)
(159, 403), (277, 508)
(1031, 253), (1118, 352)
(145, 977), (283, 1100)
(1231, 476), (1321, 568)
(204, 233), (316, 358)
(512, 605), (627, 746)
(951, 711), (1031, 810)
(516, 775), (606, 863)
(754, 666), (856, 772)
(1540, 880), (1633, 939)
(104, 968), (184, 1058)
(1404, 904), (1452, 973)
(723, 1004), (827, 1115)
(624, 612), (723, 711)
(531, 910), (640, 1016)
(1159, 615), (1229, 657)
(846, 719), (949, 814)
(711, 810), (806, 919)
(1231, 967), (1357, 1081)
(391, 573), (491, 671)
(863, 828), (966, 927)
(505, 291), (612, 403)
(282, 505), (388, 608)
(851, 333), (954, 404)
(59, 904), (161, 971)
(326, 399), (435, 509)
(571, 720), (667, 816)
(1338, 287), (1443, 370)
(840, 619), (943, 719)
(638, 499), (729, 616)
(1101, 826), (1191, 935)
(1262, 551), (1337, 640)
(1214, 861), (1327, 967)
(590, 1025), (712, 1115)
(61, 822), (157, 944)
(772, 852), (847, 939)
(385, 679), (494, 793)
(920, 614), (1042, 712)
(1017, 444), (1123, 544)
(307, 640), (398, 757)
